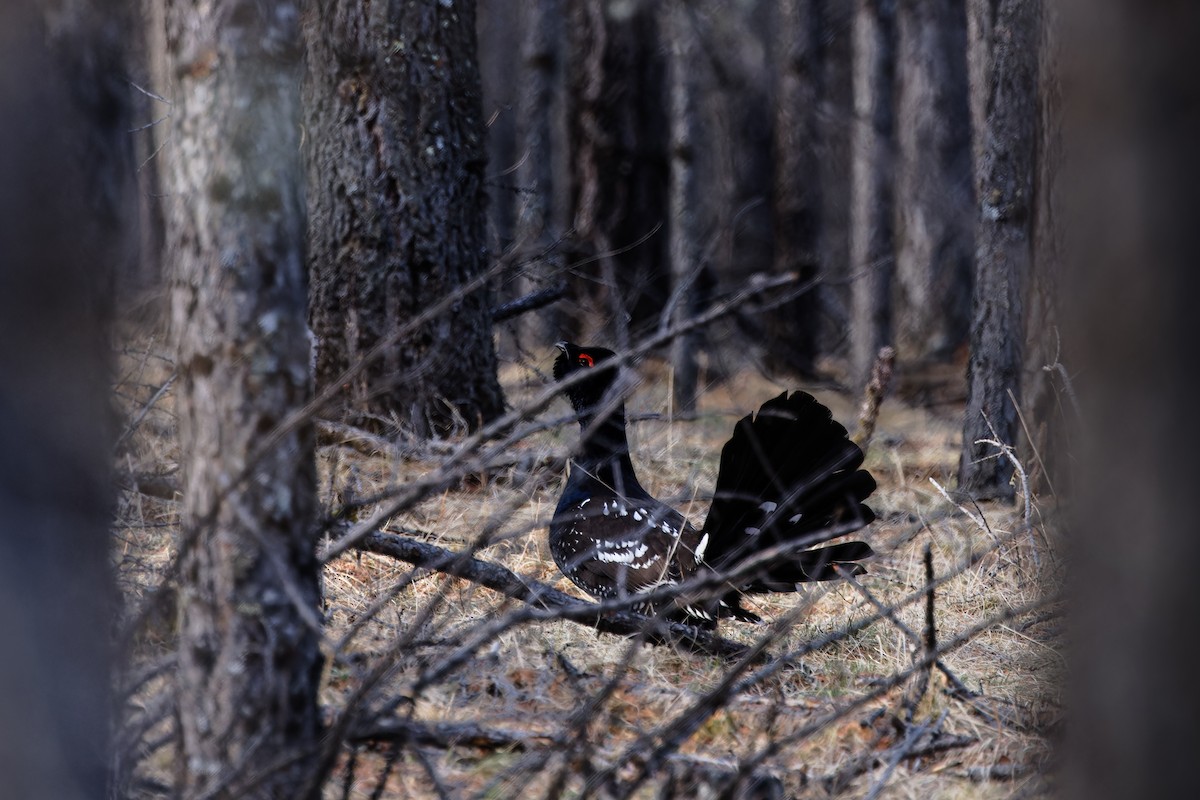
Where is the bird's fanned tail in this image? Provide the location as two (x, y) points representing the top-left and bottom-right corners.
(701, 391), (876, 589)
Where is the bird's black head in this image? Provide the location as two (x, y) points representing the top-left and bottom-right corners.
(554, 341), (619, 414)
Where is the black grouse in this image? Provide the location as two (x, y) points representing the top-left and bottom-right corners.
(550, 341), (877, 626)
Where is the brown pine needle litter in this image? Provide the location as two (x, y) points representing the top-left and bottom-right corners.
(112, 346), (1063, 799)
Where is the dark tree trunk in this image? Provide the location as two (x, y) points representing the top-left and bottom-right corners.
(765, 0), (823, 379)
(512, 0), (564, 353)
(1067, 5), (1200, 798)
(304, 0), (505, 438)
(849, 0), (897, 389)
(478, 0), (520, 261)
(158, 1), (326, 795)
(894, 0), (974, 362)
(958, 0), (1039, 500)
(566, 0), (669, 347)
(664, 2), (704, 411)
(0, 2), (129, 797)
(816, 0), (856, 358)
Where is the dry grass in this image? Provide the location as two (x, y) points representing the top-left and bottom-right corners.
(112, 342), (1064, 799)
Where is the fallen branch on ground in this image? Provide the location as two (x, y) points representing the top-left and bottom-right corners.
(354, 530), (762, 662)
(349, 717), (562, 751)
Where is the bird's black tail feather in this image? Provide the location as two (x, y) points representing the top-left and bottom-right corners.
(701, 391), (876, 589)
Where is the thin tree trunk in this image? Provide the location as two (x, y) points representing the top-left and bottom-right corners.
(159, 1), (325, 795)
(894, 0), (974, 362)
(513, 0), (563, 352)
(766, 0), (823, 378)
(958, 0), (1039, 499)
(0, 3), (128, 797)
(849, 0), (897, 389)
(817, 0), (855, 357)
(666, 1), (702, 411)
(478, 0), (519, 262)
(566, 0), (669, 346)
(304, 0), (505, 438)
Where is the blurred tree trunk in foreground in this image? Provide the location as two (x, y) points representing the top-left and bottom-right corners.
(304, 0), (505, 437)
(158, 0), (326, 795)
(894, 0), (974, 362)
(959, 0), (1039, 500)
(1066, 3), (1200, 798)
(849, 0), (897, 388)
(0, 2), (130, 797)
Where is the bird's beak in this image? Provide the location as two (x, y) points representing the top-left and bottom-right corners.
(554, 341), (569, 354)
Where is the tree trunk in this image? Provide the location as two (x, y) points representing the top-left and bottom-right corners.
(566, 0), (669, 347)
(665, 1), (703, 411)
(512, 0), (564, 353)
(304, 0), (505, 438)
(1066, 4), (1200, 797)
(816, 0), (856, 358)
(849, 0), (897, 389)
(765, 0), (823, 379)
(478, 0), (520, 263)
(894, 0), (974, 362)
(158, 1), (326, 795)
(1022, 0), (1065, 491)
(958, 0), (1039, 499)
(0, 3), (129, 797)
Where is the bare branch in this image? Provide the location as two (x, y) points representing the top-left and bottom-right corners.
(354, 530), (759, 661)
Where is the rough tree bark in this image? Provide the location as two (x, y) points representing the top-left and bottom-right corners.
(665, 1), (703, 411)
(849, 0), (897, 389)
(958, 0), (1039, 499)
(894, 0), (974, 362)
(158, 1), (326, 795)
(566, 0), (669, 346)
(0, 2), (129, 797)
(304, 0), (505, 438)
(765, 0), (823, 379)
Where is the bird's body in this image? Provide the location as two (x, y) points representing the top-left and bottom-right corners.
(549, 342), (876, 626)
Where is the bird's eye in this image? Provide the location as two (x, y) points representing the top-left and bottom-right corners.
(578, 354), (594, 368)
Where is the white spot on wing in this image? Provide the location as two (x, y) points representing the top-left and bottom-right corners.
(745, 527), (761, 536)
(759, 501), (777, 513)
(695, 533), (709, 562)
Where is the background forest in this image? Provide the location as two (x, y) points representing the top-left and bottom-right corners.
(0, 0), (1195, 798)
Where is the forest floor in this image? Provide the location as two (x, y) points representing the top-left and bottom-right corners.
(113, 342), (1065, 799)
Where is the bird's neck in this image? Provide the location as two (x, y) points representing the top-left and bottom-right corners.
(571, 405), (648, 499)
